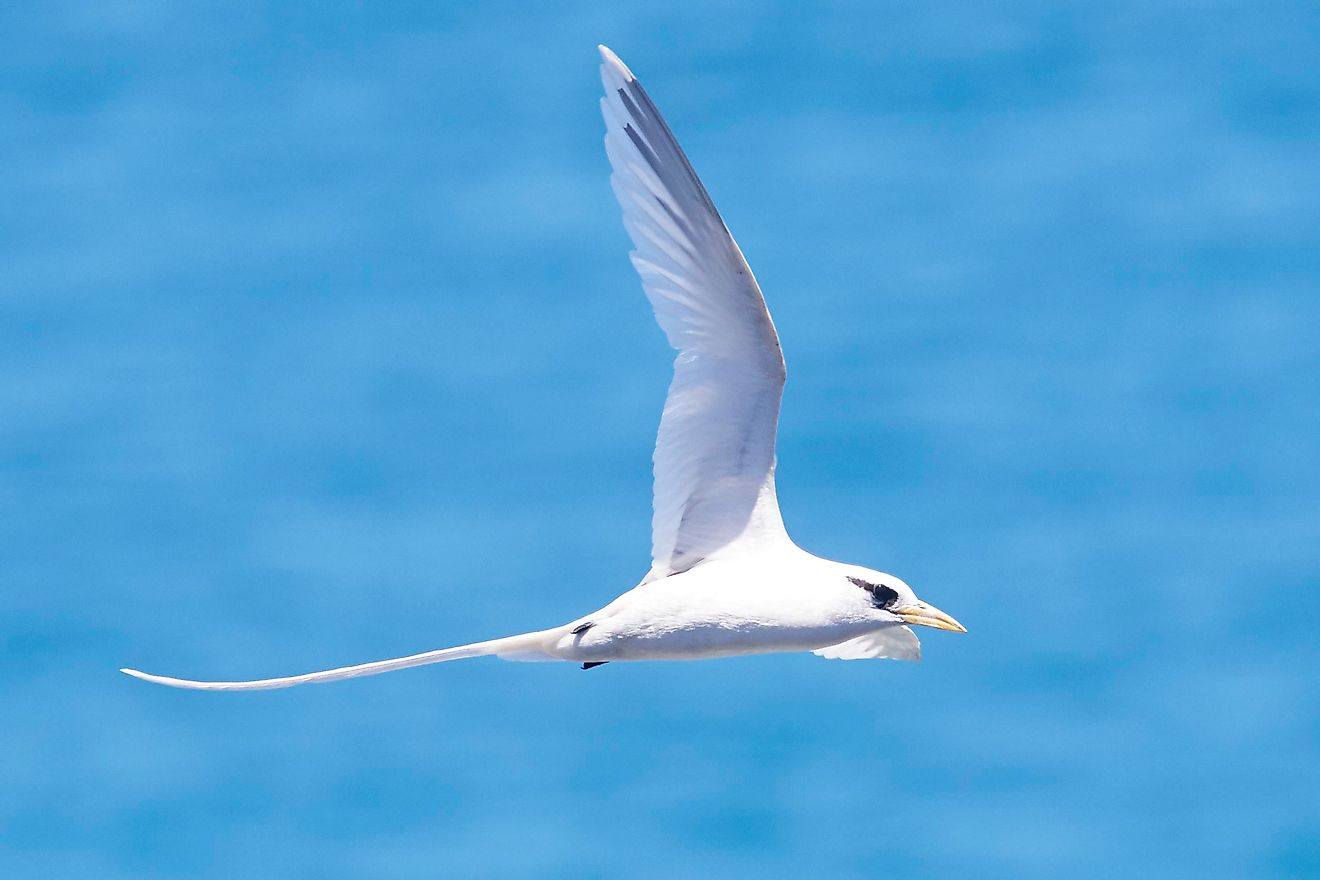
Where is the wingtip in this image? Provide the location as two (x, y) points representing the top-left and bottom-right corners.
(597, 44), (635, 82)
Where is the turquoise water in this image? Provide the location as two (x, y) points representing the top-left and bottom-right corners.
(3, 3), (1318, 877)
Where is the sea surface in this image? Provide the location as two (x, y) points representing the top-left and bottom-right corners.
(3, 3), (1318, 877)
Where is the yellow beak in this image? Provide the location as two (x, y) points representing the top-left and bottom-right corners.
(895, 602), (967, 633)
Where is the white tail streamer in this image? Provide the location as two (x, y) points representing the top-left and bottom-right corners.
(120, 629), (561, 691)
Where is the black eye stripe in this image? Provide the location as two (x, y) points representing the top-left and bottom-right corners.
(847, 576), (899, 608)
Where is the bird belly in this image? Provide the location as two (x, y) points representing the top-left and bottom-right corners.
(570, 620), (878, 661)
(555, 573), (880, 661)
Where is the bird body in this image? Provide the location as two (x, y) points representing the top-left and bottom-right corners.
(565, 551), (900, 663)
(122, 46), (964, 693)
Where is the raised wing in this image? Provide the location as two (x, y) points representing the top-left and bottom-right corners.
(599, 46), (791, 581)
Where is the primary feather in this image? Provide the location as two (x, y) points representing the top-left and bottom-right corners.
(599, 46), (791, 582)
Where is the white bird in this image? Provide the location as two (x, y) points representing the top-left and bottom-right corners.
(121, 46), (965, 692)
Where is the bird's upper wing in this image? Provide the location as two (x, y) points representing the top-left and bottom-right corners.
(599, 46), (792, 581)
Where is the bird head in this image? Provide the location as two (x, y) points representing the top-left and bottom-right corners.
(845, 569), (967, 633)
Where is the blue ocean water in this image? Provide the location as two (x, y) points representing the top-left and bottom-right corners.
(3, 2), (1318, 877)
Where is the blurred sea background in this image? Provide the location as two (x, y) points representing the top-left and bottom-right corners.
(3, 2), (1318, 877)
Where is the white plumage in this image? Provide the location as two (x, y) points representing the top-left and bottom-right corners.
(121, 46), (964, 692)
(600, 46), (788, 582)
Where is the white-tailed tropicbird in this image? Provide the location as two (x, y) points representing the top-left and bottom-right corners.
(121, 46), (965, 691)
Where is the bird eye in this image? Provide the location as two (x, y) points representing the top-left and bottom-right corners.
(848, 576), (899, 609)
